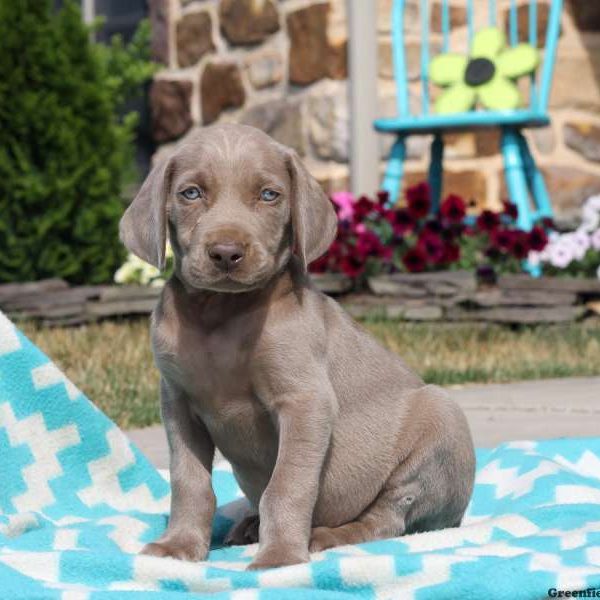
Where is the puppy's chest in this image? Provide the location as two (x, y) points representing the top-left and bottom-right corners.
(155, 319), (274, 445)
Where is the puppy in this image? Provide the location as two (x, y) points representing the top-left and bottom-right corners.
(120, 123), (475, 570)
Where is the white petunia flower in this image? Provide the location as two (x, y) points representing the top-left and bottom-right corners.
(571, 230), (591, 260)
(549, 240), (574, 269)
(114, 262), (136, 284)
(591, 228), (600, 251)
(584, 194), (600, 212)
(581, 204), (600, 232)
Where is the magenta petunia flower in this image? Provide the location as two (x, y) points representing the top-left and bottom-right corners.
(389, 208), (415, 235)
(356, 230), (382, 258)
(423, 219), (444, 235)
(502, 201), (519, 220)
(353, 196), (377, 221)
(376, 190), (390, 205)
(340, 254), (365, 278)
(418, 232), (446, 263)
(309, 254), (329, 274)
(528, 226), (548, 252)
(476, 210), (501, 232)
(402, 246), (428, 272)
(442, 242), (460, 263)
(491, 228), (515, 252)
(510, 231), (531, 259)
(406, 183), (431, 219)
(440, 194), (467, 224)
(476, 264), (497, 284)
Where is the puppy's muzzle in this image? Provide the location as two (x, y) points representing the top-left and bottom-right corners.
(207, 241), (246, 272)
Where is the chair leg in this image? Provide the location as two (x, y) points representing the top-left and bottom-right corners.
(381, 135), (406, 207)
(516, 131), (553, 222)
(501, 128), (540, 276)
(501, 128), (532, 231)
(428, 133), (444, 214)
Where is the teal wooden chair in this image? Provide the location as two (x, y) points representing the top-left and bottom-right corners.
(374, 0), (563, 235)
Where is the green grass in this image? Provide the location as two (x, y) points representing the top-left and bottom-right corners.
(21, 318), (600, 430)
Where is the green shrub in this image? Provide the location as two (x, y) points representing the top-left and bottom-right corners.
(0, 0), (156, 283)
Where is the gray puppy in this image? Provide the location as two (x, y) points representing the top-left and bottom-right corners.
(120, 123), (475, 570)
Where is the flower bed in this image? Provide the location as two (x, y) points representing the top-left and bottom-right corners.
(5, 184), (598, 326)
(309, 183), (552, 285)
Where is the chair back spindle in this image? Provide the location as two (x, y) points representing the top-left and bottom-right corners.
(467, 0), (475, 48)
(420, 0), (430, 114)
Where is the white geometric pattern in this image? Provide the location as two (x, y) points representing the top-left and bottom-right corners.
(31, 362), (81, 401)
(0, 313), (21, 356)
(476, 458), (560, 499)
(77, 428), (169, 513)
(553, 450), (600, 482)
(529, 551), (600, 589)
(0, 402), (80, 512)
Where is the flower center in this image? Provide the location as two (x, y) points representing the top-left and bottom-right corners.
(464, 57), (496, 87)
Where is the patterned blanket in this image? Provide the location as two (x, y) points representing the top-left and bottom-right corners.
(1, 310), (599, 599)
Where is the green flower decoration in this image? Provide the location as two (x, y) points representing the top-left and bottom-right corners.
(430, 27), (540, 114)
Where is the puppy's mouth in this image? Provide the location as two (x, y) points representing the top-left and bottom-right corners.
(185, 264), (271, 294)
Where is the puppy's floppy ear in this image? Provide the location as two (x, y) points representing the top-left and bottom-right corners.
(287, 150), (338, 271)
(119, 156), (172, 270)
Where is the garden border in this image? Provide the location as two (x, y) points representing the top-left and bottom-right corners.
(1, 272), (599, 327)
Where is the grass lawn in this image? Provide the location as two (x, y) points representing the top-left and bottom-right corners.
(22, 318), (600, 430)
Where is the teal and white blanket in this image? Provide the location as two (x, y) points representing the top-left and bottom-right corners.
(1, 310), (599, 599)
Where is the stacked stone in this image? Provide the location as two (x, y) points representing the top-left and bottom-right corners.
(148, 0), (600, 221)
(148, 0), (350, 193)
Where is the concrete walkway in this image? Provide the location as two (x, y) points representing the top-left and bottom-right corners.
(127, 377), (600, 469)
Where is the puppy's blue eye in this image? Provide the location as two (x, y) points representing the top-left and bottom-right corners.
(261, 189), (279, 202)
(181, 187), (202, 201)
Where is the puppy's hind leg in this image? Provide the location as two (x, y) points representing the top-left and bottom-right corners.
(309, 481), (419, 552)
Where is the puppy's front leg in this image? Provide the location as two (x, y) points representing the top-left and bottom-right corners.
(248, 387), (334, 570)
(142, 379), (216, 561)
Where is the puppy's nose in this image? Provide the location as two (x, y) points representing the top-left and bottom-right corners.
(207, 242), (245, 272)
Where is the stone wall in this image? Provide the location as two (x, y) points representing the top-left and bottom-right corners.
(148, 0), (600, 221)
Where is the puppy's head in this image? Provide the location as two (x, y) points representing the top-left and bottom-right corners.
(119, 124), (337, 293)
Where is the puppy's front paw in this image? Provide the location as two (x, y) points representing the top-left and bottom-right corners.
(247, 547), (309, 570)
(224, 514), (259, 546)
(141, 534), (209, 562)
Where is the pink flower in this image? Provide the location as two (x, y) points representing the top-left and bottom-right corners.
(591, 229), (600, 251)
(330, 191), (356, 222)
